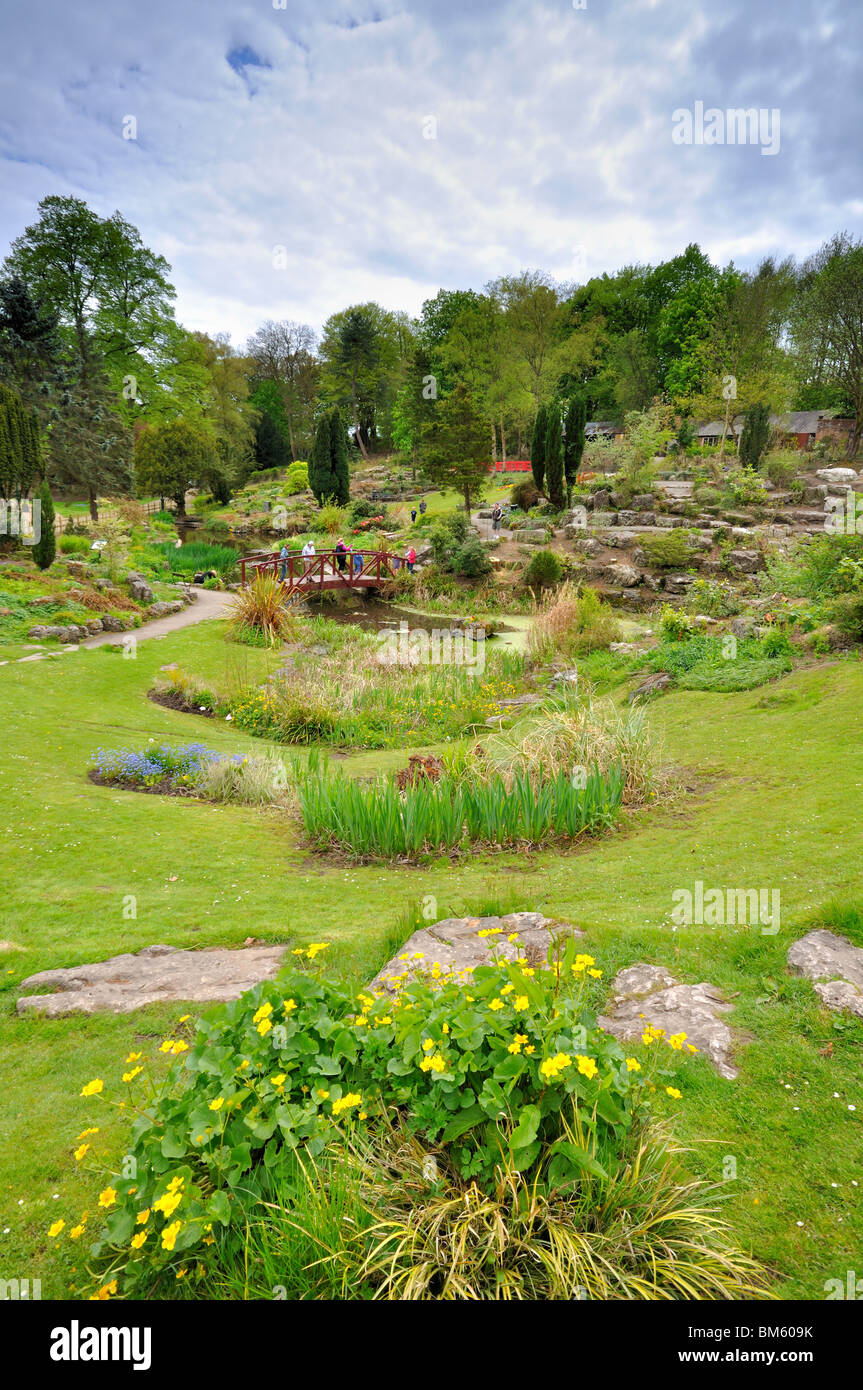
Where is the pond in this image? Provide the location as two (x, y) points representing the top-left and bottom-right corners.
(303, 594), (530, 651)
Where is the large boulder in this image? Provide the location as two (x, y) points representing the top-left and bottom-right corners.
(597, 963), (741, 1079)
(147, 600), (184, 619)
(815, 467), (858, 484)
(727, 548), (765, 574)
(371, 912), (579, 993)
(17, 943), (289, 1017)
(126, 572), (154, 603)
(604, 560), (641, 587)
(787, 930), (863, 1018)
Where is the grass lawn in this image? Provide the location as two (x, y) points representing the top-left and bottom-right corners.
(1, 620), (861, 1298)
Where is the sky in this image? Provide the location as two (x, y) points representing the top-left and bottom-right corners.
(1, 0), (861, 346)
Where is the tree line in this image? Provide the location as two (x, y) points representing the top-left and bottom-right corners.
(1, 193), (862, 519)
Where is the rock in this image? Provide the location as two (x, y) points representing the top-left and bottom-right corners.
(597, 963), (740, 1079)
(727, 548), (765, 574)
(801, 624), (853, 652)
(802, 484), (829, 504)
(574, 537), (602, 558)
(664, 574), (695, 593)
(371, 912), (580, 993)
(65, 561), (88, 579)
(126, 572), (154, 603)
(636, 511), (657, 527)
(629, 671), (671, 702)
(787, 930), (863, 1018)
(100, 615), (127, 632)
(549, 667), (580, 685)
(604, 529), (639, 550)
(630, 494), (655, 511)
(604, 561), (641, 587)
(642, 572), (662, 591)
(586, 488), (612, 510)
(147, 600), (184, 619)
(26, 624), (88, 643)
(655, 515), (687, 528)
(16, 943), (290, 1017)
(815, 467), (858, 484)
(591, 511), (617, 529)
(731, 617), (755, 639)
(85, 618), (103, 634)
(616, 510), (639, 527)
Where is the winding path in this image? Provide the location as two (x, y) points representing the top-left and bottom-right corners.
(81, 587), (234, 648)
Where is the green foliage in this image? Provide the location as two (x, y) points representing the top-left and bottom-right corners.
(428, 510), (471, 568)
(0, 382), (40, 499)
(135, 419), (218, 514)
(829, 591), (863, 640)
(297, 763), (623, 860)
(563, 395), (587, 495)
(640, 529), (692, 569)
(421, 384), (490, 514)
(524, 547), (563, 590)
(510, 477), (540, 511)
(530, 403), (547, 492)
(722, 470), (770, 507)
(544, 404), (565, 507)
(452, 537), (492, 578)
(149, 541), (238, 578)
(284, 461), (310, 494)
(659, 605), (693, 641)
(32, 479), (56, 570)
(739, 402), (771, 470)
(309, 409), (350, 506)
(768, 533), (863, 599)
(529, 582), (621, 659)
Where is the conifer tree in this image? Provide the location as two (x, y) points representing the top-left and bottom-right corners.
(530, 403), (548, 493)
(563, 394), (587, 503)
(544, 404), (565, 508)
(32, 478), (55, 569)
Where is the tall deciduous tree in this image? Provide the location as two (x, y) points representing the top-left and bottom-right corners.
(48, 370), (132, 519)
(421, 384), (489, 515)
(792, 233), (863, 456)
(246, 319), (319, 459)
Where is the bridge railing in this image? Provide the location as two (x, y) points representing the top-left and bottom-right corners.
(239, 548), (407, 590)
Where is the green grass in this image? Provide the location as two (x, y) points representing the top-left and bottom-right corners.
(0, 620), (861, 1298)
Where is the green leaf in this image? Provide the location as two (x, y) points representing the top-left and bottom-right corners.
(207, 1190), (231, 1225)
(509, 1103), (541, 1150)
(440, 1104), (486, 1143)
(510, 1139), (541, 1172)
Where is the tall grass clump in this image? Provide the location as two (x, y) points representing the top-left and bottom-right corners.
(151, 540), (239, 578)
(227, 573), (296, 647)
(529, 582), (621, 662)
(296, 763), (623, 860)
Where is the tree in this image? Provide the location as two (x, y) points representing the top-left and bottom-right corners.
(191, 333), (257, 491)
(421, 385), (489, 515)
(0, 382), (40, 500)
(0, 275), (60, 412)
(739, 403), (771, 470)
(134, 418), (217, 515)
(530, 402), (548, 492)
(563, 395), (587, 502)
(4, 196), (175, 390)
(32, 478), (55, 569)
(253, 409), (290, 472)
(792, 234), (863, 456)
(544, 404), (565, 507)
(308, 408), (350, 506)
(322, 307), (379, 459)
(47, 370), (132, 519)
(246, 319), (319, 459)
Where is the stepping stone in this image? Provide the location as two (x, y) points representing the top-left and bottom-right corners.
(787, 930), (863, 1019)
(17, 942), (289, 1017)
(597, 963), (740, 1079)
(371, 912), (580, 993)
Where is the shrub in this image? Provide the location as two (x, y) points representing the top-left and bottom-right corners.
(510, 478), (540, 511)
(58, 535), (91, 555)
(761, 450), (800, 489)
(452, 538), (492, 578)
(524, 548), (563, 590)
(722, 471), (770, 508)
(152, 667), (218, 713)
(829, 591), (863, 640)
(227, 574), (295, 647)
(350, 498), (388, 523)
(196, 753), (287, 805)
(641, 530), (692, 569)
(284, 461), (310, 494)
(318, 504), (347, 536)
(151, 541), (238, 579)
(659, 605), (693, 641)
(529, 583), (620, 661)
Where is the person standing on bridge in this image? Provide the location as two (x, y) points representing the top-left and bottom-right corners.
(301, 538), (316, 575)
(353, 548), (364, 576)
(335, 538), (348, 573)
(278, 542), (290, 582)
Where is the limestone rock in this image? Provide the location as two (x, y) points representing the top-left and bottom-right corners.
(598, 963), (740, 1079)
(787, 929), (863, 1018)
(628, 671), (671, 702)
(574, 537), (602, 558)
(17, 943), (289, 1017)
(727, 548), (765, 574)
(148, 600), (184, 619)
(126, 572), (154, 603)
(604, 561), (641, 587)
(815, 467), (858, 484)
(370, 912), (580, 993)
(664, 574), (695, 593)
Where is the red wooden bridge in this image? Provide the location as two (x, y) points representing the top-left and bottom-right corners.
(239, 547), (411, 597)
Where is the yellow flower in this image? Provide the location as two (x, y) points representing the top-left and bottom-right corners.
(161, 1220), (181, 1251)
(136, 1209), (150, 1225)
(478, 928), (502, 938)
(125, 1052), (142, 1064)
(666, 1086), (682, 1100)
(98, 1187), (117, 1209)
(252, 1001), (273, 1025)
(89, 1279), (117, 1301)
(332, 1092), (362, 1117)
(587, 968), (602, 979)
(625, 1057), (642, 1072)
(73, 1143), (90, 1161)
(513, 995), (529, 1011)
(178, 1015), (190, 1023)
(422, 1038), (435, 1051)
(270, 1073), (286, 1087)
(171, 1041), (188, 1055)
(158, 1039), (176, 1053)
(69, 1224), (86, 1240)
(507, 932), (519, 942)
(524, 1045), (535, 1055)
(48, 1219), (65, 1238)
(377, 1015), (392, 1026)
(80, 1079), (103, 1097)
(507, 1041), (522, 1054)
(306, 942), (330, 959)
(208, 1097), (225, 1111)
(75, 1127), (99, 1141)
(668, 1032), (688, 1050)
(500, 982), (514, 996)
(131, 1231), (148, 1249)
(539, 1053), (572, 1082)
(283, 999), (297, 1014)
(488, 999), (504, 1012)
(257, 1017), (272, 1036)
(122, 1066), (143, 1083)
(441, 1022), (450, 1034)
(576, 1055), (598, 1080)
(166, 1176), (185, 1192)
(153, 1191), (182, 1218)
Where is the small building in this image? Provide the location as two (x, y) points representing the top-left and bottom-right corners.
(585, 420), (625, 442)
(696, 409), (856, 451)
